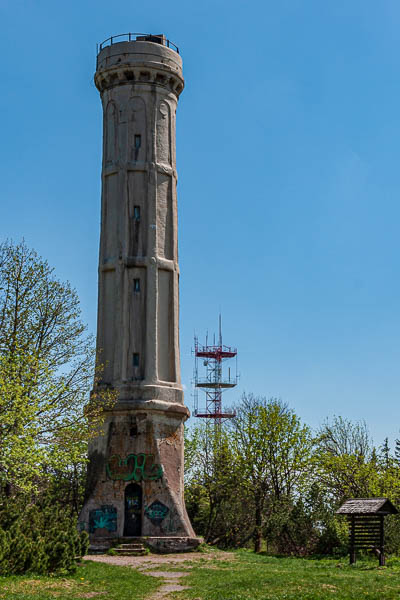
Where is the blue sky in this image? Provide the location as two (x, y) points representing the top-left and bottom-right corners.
(1, 0), (400, 446)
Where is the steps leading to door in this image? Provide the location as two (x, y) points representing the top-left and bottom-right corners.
(113, 542), (147, 556)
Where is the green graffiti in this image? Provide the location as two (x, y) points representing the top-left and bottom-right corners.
(89, 505), (117, 533)
(106, 453), (163, 482)
(94, 513), (112, 529)
(145, 501), (169, 524)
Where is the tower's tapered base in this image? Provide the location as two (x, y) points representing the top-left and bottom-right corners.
(79, 390), (200, 552)
(89, 536), (201, 554)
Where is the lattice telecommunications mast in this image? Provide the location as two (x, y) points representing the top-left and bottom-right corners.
(193, 316), (238, 424)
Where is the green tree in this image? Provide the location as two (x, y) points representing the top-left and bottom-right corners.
(231, 394), (313, 552)
(184, 422), (247, 545)
(394, 436), (400, 466)
(315, 416), (378, 500)
(0, 240), (114, 496)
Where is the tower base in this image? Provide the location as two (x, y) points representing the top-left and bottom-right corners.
(89, 536), (202, 555)
(79, 392), (197, 549)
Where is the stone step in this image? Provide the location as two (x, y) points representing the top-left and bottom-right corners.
(113, 548), (147, 556)
(114, 543), (147, 555)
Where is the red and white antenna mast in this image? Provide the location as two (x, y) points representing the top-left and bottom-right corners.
(193, 315), (238, 425)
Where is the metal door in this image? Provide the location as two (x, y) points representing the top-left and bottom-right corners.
(124, 483), (142, 536)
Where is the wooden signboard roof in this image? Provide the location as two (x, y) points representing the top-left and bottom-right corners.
(336, 498), (398, 515)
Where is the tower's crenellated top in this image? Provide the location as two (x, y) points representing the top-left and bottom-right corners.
(95, 33), (184, 96)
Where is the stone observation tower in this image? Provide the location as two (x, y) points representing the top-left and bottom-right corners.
(79, 33), (198, 552)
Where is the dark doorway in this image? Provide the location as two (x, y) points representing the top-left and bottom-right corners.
(124, 483), (142, 536)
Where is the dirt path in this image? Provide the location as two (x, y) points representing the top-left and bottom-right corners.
(85, 551), (232, 568)
(85, 551), (234, 599)
(144, 571), (189, 598)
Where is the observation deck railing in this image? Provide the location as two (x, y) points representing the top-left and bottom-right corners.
(97, 33), (179, 55)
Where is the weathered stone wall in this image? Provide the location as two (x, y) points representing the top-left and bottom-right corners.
(95, 41), (183, 389)
(79, 38), (198, 549)
(82, 405), (191, 540)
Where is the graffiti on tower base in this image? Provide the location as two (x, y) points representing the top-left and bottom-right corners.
(89, 505), (117, 533)
(145, 501), (169, 525)
(106, 453), (163, 482)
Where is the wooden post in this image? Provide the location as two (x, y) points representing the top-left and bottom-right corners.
(350, 516), (356, 564)
(379, 515), (385, 566)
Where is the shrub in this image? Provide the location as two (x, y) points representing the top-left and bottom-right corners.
(0, 499), (87, 575)
(315, 516), (349, 556)
(383, 514), (400, 555)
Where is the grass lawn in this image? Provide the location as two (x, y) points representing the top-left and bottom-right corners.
(0, 560), (160, 600)
(175, 550), (400, 600)
(2, 552), (400, 600)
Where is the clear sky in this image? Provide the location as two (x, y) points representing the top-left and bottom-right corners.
(1, 0), (400, 447)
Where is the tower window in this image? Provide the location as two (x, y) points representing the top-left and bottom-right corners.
(130, 423), (138, 437)
(133, 353), (140, 367)
(133, 278), (140, 293)
(134, 134), (141, 149)
(133, 206), (141, 222)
